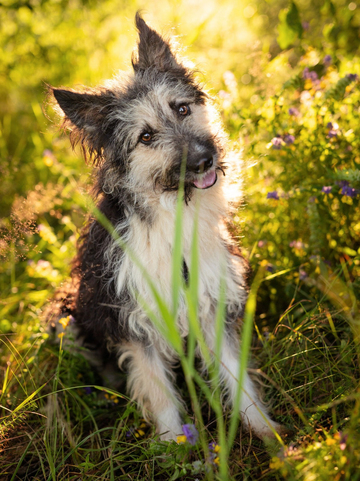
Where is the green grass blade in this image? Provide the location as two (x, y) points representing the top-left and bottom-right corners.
(10, 437), (33, 481)
(13, 382), (47, 413)
(171, 151), (187, 316)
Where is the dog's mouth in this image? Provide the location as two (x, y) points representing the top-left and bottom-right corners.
(192, 169), (217, 189)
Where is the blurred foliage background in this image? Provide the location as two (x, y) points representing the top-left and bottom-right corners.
(1, 0), (360, 479)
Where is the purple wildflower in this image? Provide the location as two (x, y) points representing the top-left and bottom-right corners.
(289, 240), (304, 249)
(182, 424), (199, 445)
(323, 55), (332, 66)
(84, 387), (93, 395)
(346, 73), (358, 82)
(258, 240), (267, 248)
(327, 121), (339, 138)
(267, 191), (279, 200)
(341, 185), (359, 198)
(266, 264), (274, 273)
(335, 180), (349, 188)
(126, 426), (136, 438)
(302, 21), (309, 30)
(339, 432), (348, 451)
(303, 68), (318, 81)
(69, 314), (76, 324)
(43, 149), (55, 158)
(303, 67), (310, 79)
(288, 107), (300, 117)
(271, 137), (282, 149)
(284, 134), (295, 145)
(321, 186), (332, 194)
(299, 270), (307, 280)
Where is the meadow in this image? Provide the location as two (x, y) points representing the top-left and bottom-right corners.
(1, 0), (360, 479)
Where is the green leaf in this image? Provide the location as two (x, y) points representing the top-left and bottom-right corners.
(277, 2), (303, 49)
(169, 468), (181, 481)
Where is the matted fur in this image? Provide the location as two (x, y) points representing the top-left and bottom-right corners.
(49, 13), (280, 441)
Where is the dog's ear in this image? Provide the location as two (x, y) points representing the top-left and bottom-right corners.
(52, 88), (116, 165)
(132, 12), (185, 73)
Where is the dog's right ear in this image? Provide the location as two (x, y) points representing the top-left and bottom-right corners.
(51, 87), (116, 165)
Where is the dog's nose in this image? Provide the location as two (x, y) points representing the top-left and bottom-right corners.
(189, 156), (213, 174)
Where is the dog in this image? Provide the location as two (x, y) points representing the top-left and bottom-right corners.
(49, 13), (279, 441)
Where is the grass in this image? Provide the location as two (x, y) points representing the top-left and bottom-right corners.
(1, 0), (360, 479)
(1, 296), (360, 479)
(1, 300), (358, 480)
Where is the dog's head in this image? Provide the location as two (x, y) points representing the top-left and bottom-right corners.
(52, 13), (226, 202)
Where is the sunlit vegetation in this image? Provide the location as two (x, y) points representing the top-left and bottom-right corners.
(1, 0), (360, 479)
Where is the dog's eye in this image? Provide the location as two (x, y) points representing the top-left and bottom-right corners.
(178, 104), (190, 116)
(140, 132), (152, 144)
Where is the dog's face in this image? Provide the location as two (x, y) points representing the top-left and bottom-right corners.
(52, 14), (226, 201)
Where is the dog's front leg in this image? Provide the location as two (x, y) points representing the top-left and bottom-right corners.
(203, 325), (280, 439)
(220, 334), (280, 438)
(118, 342), (183, 441)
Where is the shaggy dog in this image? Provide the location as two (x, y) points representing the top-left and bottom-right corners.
(50, 13), (279, 441)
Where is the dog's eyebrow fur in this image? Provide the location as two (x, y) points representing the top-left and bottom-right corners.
(168, 100), (193, 110)
(139, 123), (156, 134)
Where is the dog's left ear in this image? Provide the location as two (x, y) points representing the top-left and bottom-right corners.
(132, 12), (185, 74)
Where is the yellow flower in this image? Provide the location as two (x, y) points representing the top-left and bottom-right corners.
(58, 316), (70, 329)
(326, 437), (336, 446)
(214, 456), (220, 465)
(57, 332), (65, 339)
(43, 155), (53, 167)
(176, 435), (187, 444)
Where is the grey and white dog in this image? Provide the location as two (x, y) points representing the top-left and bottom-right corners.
(50, 13), (279, 441)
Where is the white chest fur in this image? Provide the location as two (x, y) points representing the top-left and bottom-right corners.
(108, 182), (246, 344)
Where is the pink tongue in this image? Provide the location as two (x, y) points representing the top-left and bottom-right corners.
(193, 170), (216, 189)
